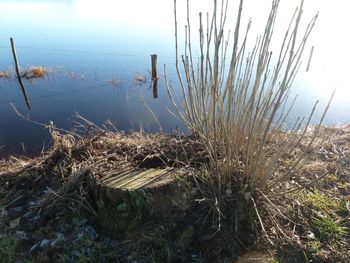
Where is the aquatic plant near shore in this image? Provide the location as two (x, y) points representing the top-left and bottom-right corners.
(21, 66), (49, 79)
(0, 69), (10, 79)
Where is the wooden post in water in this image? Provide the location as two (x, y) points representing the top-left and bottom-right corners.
(153, 79), (158, 99)
(10, 37), (31, 109)
(151, 54), (158, 99)
(151, 54), (157, 80)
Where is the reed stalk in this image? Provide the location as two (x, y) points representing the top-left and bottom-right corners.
(167, 0), (332, 212)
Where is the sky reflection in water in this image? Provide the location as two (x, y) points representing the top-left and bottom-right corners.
(0, 0), (349, 157)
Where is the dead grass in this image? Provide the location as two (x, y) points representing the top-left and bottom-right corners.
(301, 161), (328, 178)
(21, 66), (49, 79)
(0, 118), (206, 261)
(0, 121), (349, 261)
(0, 116), (203, 214)
(0, 69), (10, 79)
(134, 72), (147, 83)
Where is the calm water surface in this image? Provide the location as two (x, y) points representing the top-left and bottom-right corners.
(0, 0), (349, 157)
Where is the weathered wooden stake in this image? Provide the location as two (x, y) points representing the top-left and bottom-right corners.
(153, 79), (158, 99)
(151, 54), (157, 80)
(10, 37), (31, 109)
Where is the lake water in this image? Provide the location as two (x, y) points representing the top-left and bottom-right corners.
(0, 0), (349, 157)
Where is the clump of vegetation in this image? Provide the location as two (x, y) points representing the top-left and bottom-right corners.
(310, 215), (348, 240)
(0, 69), (10, 79)
(21, 66), (49, 79)
(295, 187), (350, 262)
(304, 190), (346, 216)
(167, 0), (334, 255)
(134, 72), (147, 83)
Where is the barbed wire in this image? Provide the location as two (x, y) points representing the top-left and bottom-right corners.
(0, 44), (282, 74)
(0, 44), (294, 106)
(0, 45), (176, 59)
(0, 83), (105, 104)
(0, 45), (270, 67)
(0, 77), (167, 105)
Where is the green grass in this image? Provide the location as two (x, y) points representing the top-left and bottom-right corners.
(0, 233), (17, 263)
(310, 215), (348, 240)
(295, 189), (350, 262)
(305, 190), (345, 215)
(308, 239), (321, 253)
(303, 190), (349, 240)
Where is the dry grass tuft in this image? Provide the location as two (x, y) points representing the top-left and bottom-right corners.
(0, 70), (10, 79)
(301, 161), (328, 177)
(21, 66), (49, 79)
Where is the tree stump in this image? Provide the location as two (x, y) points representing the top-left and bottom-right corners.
(91, 162), (191, 215)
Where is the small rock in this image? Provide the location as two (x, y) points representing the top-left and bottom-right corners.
(9, 217), (21, 229)
(306, 231), (315, 239)
(40, 239), (52, 249)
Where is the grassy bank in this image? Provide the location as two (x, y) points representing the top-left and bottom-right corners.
(0, 122), (349, 262)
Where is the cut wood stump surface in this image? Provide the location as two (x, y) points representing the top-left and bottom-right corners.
(91, 161), (191, 214)
(99, 166), (174, 190)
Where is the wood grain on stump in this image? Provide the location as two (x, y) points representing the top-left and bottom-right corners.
(92, 162), (190, 214)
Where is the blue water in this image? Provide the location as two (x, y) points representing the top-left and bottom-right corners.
(0, 0), (186, 156)
(0, 0), (349, 157)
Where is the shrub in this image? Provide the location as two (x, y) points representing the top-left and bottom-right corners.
(167, 0), (333, 238)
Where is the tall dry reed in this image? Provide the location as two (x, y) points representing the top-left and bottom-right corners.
(166, 0), (333, 233)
